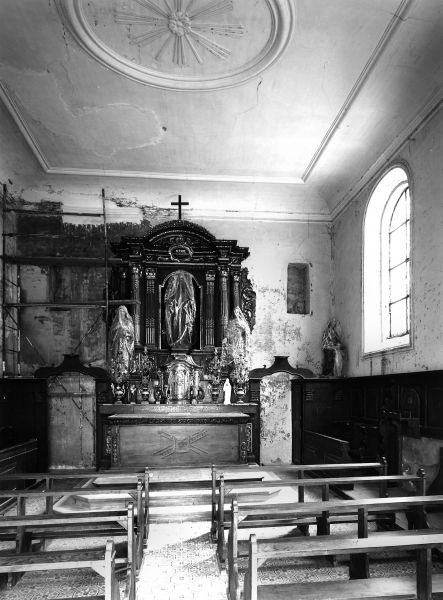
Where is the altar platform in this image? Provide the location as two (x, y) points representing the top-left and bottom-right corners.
(53, 466), (289, 522)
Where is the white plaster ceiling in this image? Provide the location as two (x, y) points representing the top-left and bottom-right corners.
(0, 0), (442, 218)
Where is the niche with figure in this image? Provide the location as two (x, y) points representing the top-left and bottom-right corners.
(161, 270), (201, 351)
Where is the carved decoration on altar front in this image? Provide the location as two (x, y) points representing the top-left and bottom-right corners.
(155, 429), (209, 459)
(108, 218), (254, 404)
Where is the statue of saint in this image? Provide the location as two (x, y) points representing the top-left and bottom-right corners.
(321, 318), (345, 377)
(222, 306), (250, 364)
(223, 378), (232, 405)
(109, 305), (135, 374)
(164, 271), (196, 347)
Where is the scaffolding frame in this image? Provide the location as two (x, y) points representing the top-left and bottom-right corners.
(0, 186), (132, 376)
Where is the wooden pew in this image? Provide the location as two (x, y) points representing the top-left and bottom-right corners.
(212, 459), (388, 540)
(216, 471), (426, 563)
(0, 538), (122, 600)
(228, 493), (443, 600)
(0, 470), (148, 515)
(0, 502), (137, 598)
(0, 476), (147, 570)
(243, 529), (443, 600)
(0, 502), (137, 599)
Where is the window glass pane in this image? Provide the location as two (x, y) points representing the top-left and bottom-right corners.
(389, 223), (408, 267)
(390, 191), (407, 230)
(390, 262), (409, 301)
(390, 297), (409, 337)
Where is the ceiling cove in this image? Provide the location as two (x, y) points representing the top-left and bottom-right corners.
(56, 0), (295, 91)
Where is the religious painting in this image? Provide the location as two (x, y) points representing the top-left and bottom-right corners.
(161, 270), (201, 351)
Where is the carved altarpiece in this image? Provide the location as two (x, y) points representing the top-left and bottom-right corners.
(101, 220), (258, 467)
(108, 220), (256, 405)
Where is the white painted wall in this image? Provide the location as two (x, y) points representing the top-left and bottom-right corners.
(332, 105), (443, 377)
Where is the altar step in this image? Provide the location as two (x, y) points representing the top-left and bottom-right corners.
(71, 489), (279, 512)
(53, 467), (296, 522)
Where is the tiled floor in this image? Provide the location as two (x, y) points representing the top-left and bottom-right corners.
(138, 521), (227, 600)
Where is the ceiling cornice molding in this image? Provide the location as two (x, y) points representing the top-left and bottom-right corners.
(46, 166), (304, 185)
(331, 89), (443, 222)
(0, 82), (51, 172)
(302, 0), (415, 182)
(55, 0), (295, 91)
(188, 208), (332, 224)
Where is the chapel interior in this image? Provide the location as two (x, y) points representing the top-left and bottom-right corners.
(0, 1), (443, 599)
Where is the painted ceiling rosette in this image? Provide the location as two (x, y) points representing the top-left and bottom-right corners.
(56, 0), (294, 90)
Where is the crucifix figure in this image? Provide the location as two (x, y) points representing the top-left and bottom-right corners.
(171, 195), (189, 220)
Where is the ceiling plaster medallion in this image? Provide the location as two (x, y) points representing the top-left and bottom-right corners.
(56, 0), (294, 90)
(114, 0), (246, 66)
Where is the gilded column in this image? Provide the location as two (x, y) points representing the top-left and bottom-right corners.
(205, 270), (215, 347)
(145, 267), (156, 348)
(232, 270), (241, 310)
(219, 267), (229, 340)
(131, 264), (141, 345)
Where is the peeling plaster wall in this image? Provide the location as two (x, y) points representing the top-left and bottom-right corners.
(332, 105), (443, 377)
(332, 106), (443, 477)
(260, 372), (293, 464)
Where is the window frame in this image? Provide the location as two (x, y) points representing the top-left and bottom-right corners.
(362, 166), (412, 356)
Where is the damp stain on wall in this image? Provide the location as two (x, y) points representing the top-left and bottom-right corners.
(260, 372), (292, 464)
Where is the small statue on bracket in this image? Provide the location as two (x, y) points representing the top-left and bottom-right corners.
(223, 378), (232, 405)
(221, 306), (251, 401)
(109, 305), (134, 374)
(108, 306), (134, 403)
(321, 318), (345, 377)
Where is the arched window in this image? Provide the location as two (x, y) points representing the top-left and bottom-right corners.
(363, 166), (411, 354)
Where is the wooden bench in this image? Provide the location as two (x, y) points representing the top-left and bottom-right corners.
(0, 538), (122, 600)
(0, 502), (137, 598)
(243, 529), (443, 600)
(0, 476), (147, 570)
(216, 471), (426, 562)
(212, 460), (388, 539)
(0, 469), (149, 514)
(228, 493), (443, 600)
(0, 502), (137, 599)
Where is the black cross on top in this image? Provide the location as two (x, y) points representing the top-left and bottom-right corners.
(171, 195), (189, 220)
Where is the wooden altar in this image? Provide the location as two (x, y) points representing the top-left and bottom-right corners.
(98, 403), (259, 468)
